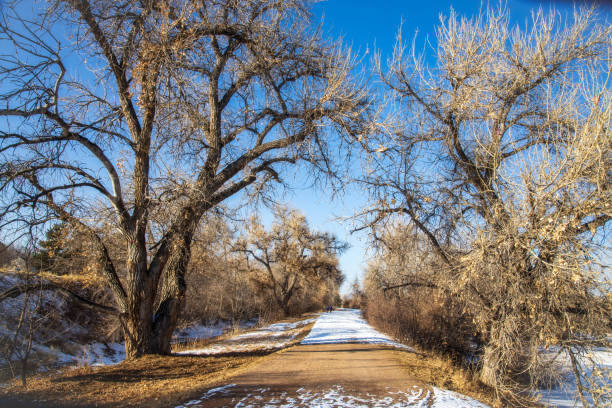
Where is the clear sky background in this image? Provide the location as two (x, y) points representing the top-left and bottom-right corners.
(261, 0), (612, 295)
(4, 0), (608, 293)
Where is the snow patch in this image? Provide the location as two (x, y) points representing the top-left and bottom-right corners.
(176, 384), (490, 407)
(431, 387), (490, 407)
(175, 384), (236, 407)
(233, 318), (315, 340)
(175, 317), (314, 356)
(301, 309), (414, 351)
(536, 348), (611, 407)
(173, 320), (259, 344)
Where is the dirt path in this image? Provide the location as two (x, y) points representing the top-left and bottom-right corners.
(180, 343), (429, 407)
(176, 310), (490, 407)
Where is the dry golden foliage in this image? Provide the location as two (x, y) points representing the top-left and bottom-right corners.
(236, 206), (345, 315)
(357, 4), (611, 405)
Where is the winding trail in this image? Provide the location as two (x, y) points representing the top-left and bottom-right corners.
(176, 309), (489, 407)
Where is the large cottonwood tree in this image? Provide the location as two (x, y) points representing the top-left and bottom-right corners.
(357, 5), (611, 403)
(0, 0), (372, 358)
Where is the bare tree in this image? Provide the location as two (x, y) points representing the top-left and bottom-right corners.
(236, 206), (346, 315)
(0, 243), (20, 267)
(0, 0), (373, 358)
(357, 4), (611, 403)
(180, 210), (266, 324)
(0, 261), (40, 387)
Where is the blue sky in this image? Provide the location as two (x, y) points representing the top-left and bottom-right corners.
(268, 0), (612, 294)
(3, 0), (608, 293)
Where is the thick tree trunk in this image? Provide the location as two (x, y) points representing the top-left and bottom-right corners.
(280, 300), (290, 316)
(123, 233), (156, 359)
(150, 230), (193, 354)
(124, 318), (151, 358)
(479, 345), (501, 389)
(120, 204), (201, 357)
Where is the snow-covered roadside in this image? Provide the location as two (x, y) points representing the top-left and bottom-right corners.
(536, 347), (611, 407)
(24, 318), (305, 368)
(58, 317), (283, 366)
(175, 317), (316, 356)
(172, 319), (258, 344)
(23, 320), (250, 369)
(301, 308), (415, 352)
(233, 318), (315, 339)
(66, 319), (254, 367)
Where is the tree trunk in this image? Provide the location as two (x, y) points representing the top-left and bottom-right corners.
(150, 230), (193, 354)
(479, 345), (501, 389)
(280, 300), (290, 316)
(123, 233), (156, 359)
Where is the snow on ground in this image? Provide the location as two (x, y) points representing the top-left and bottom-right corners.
(430, 387), (490, 408)
(76, 342), (126, 366)
(536, 347), (611, 407)
(301, 309), (414, 351)
(173, 320), (258, 344)
(233, 318), (315, 340)
(176, 309), (490, 407)
(179, 384), (237, 406)
(176, 317), (316, 356)
(173, 323), (228, 344)
(175, 383), (490, 407)
(0, 271), (127, 372)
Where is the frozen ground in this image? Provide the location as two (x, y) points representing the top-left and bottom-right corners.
(175, 317), (316, 356)
(301, 309), (414, 351)
(176, 384), (490, 408)
(536, 347), (611, 407)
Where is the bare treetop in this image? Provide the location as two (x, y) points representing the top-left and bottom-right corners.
(0, 0), (375, 358)
(357, 4), (611, 403)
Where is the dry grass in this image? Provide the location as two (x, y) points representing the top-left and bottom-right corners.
(0, 318), (316, 408)
(0, 353), (262, 407)
(0, 352), (269, 407)
(389, 348), (502, 407)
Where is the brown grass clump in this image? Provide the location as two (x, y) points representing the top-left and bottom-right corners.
(0, 317), (316, 408)
(389, 348), (502, 408)
(0, 354), (264, 408)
